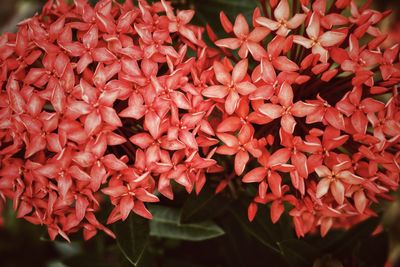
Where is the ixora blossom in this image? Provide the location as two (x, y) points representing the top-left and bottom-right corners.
(0, 0), (399, 242)
(0, 0), (220, 241)
(206, 0), (400, 238)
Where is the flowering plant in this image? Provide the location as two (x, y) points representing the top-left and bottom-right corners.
(0, 0), (399, 266)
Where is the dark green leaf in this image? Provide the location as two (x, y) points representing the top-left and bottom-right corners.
(229, 202), (281, 253)
(180, 187), (231, 223)
(114, 214), (150, 266)
(149, 205), (225, 241)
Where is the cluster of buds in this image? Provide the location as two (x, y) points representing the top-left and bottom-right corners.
(0, 0), (399, 241)
(0, 0), (219, 240)
(205, 0), (400, 237)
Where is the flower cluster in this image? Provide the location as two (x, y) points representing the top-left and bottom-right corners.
(0, 0), (218, 240)
(205, 0), (400, 237)
(0, 0), (399, 241)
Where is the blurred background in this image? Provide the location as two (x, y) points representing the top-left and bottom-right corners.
(0, 0), (399, 267)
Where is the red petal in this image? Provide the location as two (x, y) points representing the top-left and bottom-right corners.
(291, 101), (316, 117)
(278, 82), (294, 107)
(271, 201), (284, 223)
(213, 61), (231, 85)
(268, 148), (291, 167)
(102, 154), (128, 171)
(232, 59), (248, 83)
(233, 14), (249, 37)
(274, 0), (289, 20)
(258, 103), (283, 119)
(256, 17), (280, 31)
(351, 110), (367, 134)
(101, 186), (128, 197)
(215, 38), (241, 50)
(316, 178), (331, 198)
(217, 116), (242, 132)
(273, 56), (299, 72)
(281, 114), (296, 134)
(306, 12), (320, 39)
(292, 153), (308, 178)
(120, 196), (134, 221)
(100, 106), (122, 127)
(242, 167), (267, 183)
(235, 150), (249, 175)
(236, 82), (257, 95)
(331, 180), (345, 204)
(248, 202), (258, 221)
(319, 31), (346, 47)
(220, 11), (233, 33)
(268, 172), (282, 197)
(354, 190), (367, 213)
(85, 111), (102, 135)
(144, 111), (161, 139)
(293, 36), (313, 49)
(130, 133), (154, 149)
(287, 14), (307, 29)
(92, 47), (116, 62)
(135, 188), (159, 202)
(225, 91), (240, 115)
(217, 133), (239, 147)
(202, 85), (229, 98)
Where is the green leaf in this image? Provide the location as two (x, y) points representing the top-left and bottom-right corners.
(114, 214), (150, 266)
(228, 202), (281, 253)
(277, 239), (319, 267)
(149, 205), (225, 241)
(180, 187), (231, 223)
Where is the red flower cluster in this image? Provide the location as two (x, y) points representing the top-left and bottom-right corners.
(205, 0), (400, 237)
(0, 0), (217, 240)
(0, 0), (399, 241)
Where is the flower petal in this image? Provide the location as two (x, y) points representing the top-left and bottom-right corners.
(274, 0), (290, 20)
(278, 82), (294, 107)
(242, 167), (267, 183)
(319, 31), (346, 47)
(235, 150), (249, 175)
(306, 12), (320, 40)
(293, 35), (313, 49)
(236, 82), (257, 95)
(331, 180), (345, 204)
(233, 14), (249, 37)
(255, 17), (280, 31)
(258, 103), (283, 120)
(291, 101), (317, 117)
(202, 85), (229, 98)
(281, 114), (296, 134)
(287, 14), (307, 29)
(225, 91), (240, 115)
(213, 61), (231, 85)
(268, 171), (282, 197)
(215, 38), (241, 50)
(316, 178), (331, 198)
(232, 59), (248, 83)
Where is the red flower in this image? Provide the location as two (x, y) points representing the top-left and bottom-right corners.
(256, 0), (306, 36)
(315, 161), (364, 205)
(258, 82), (316, 133)
(293, 12), (346, 63)
(215, 14), (269, 60)
(202, 59), (257, 114)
